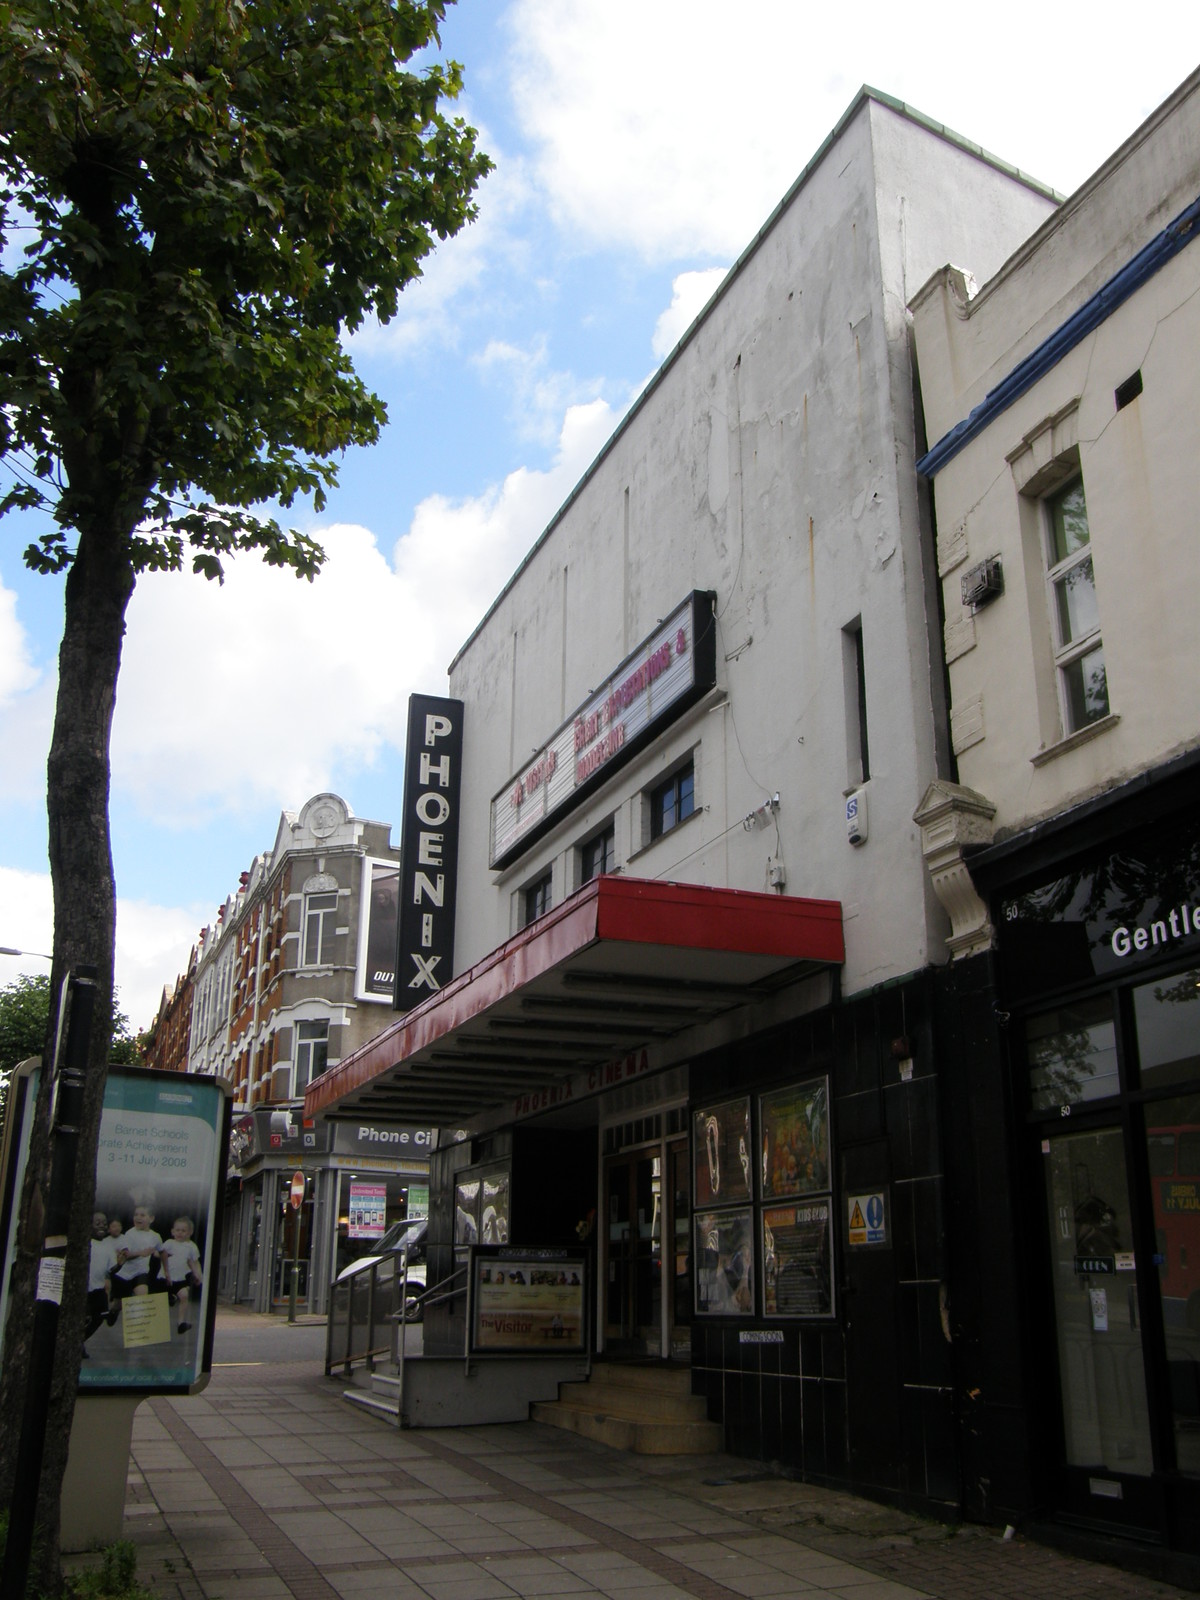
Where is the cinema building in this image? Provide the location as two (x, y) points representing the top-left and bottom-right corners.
(909, 70), (1200, 1570)
(307, 90), (1060, 1515)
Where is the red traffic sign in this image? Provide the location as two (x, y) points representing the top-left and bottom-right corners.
(288, 1170), (305, 1210)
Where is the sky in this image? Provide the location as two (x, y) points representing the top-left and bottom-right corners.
(2, 1), (1199, 1030)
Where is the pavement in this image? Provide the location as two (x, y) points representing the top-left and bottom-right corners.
(68, 1307), (1200, 1600)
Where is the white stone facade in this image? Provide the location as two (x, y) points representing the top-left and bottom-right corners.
(448, 91), (1057, 995)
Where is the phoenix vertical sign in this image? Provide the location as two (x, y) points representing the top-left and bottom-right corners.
(394, 695), (464, 1013)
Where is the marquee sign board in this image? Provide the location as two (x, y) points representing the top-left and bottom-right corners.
(489, 591), (717, 869)
(394, 695), (464, 1012)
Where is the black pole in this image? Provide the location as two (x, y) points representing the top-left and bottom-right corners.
(0, 966), (97, 1600)
(287, 1175), (302, 1325)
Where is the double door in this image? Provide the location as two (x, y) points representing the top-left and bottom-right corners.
(603, 1137), (690, 1358)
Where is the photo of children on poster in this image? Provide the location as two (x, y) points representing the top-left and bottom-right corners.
(1, 1065), (227, 1393)
(82, 1073), (221, 1386)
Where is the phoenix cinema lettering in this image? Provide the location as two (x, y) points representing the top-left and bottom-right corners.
(395, 696), (463, 1012)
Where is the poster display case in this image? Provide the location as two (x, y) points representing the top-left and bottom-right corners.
(691, 1076), (834, 1320)
(694, 1207), (754, 1315)
(763, 1199), (833, 1316)
(0, 1063), (230, 1394)
(692, 1098), (752, 1208)
(470, 1247), (588, 1352)
(455, 1166), (511, 1248)
(760, 1079), (829, 1199)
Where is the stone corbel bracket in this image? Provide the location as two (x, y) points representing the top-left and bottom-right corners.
(913, 779), (997, 960)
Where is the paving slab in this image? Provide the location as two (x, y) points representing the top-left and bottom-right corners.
(68, 1307), (1200, 1600)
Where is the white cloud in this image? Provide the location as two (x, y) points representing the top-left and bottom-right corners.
(504, 0), (1200, 262)
(393, 394), (619, 651)
(475, 335), (607, 445)
(346, 132), (536, 360)
(652, 269), (729, 360)
(0, 866), (204, 1033)
(113, 524), (411, 821)
(0, 572), (52, 805)
(0, 397), (620, 1028)
(0, 570), (39, 706)
(107, 397), (620, 826)
(0, 867), (52, 973)
(114, 896), (209, 1033)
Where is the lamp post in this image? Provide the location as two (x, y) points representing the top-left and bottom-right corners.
(0, 945), (54, 961)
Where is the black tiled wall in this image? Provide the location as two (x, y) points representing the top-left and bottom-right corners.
(690, 971), (961, 1517)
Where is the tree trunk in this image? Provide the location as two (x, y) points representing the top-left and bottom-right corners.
(0, 518), (135, 1595)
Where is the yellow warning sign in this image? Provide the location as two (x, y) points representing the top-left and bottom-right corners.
(847, 1190), (888, 1248)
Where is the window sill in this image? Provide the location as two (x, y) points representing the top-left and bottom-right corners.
(1030, 712), (1120, 768)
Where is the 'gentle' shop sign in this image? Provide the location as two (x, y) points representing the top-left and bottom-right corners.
(489, 591), (716, 869)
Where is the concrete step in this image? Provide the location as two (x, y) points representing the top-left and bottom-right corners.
(581, 1363), (695, 1396)
(532, 1363), (723, 1455)
(530, 1397), (722, 1455)
(557, 1377), (709, 1421)
(342, 1387), (400, 1424)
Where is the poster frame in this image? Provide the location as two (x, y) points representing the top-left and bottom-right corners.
(692, 1097), (752, 1209)
(762, 1197), (835, 1319)
(468, 1245), (589, 1354)
(759, 1077), (830, 1201)
(693, 1205), (755, 1317)
(356, 856), (400, 1002)
(0, 1061), (231, 1395)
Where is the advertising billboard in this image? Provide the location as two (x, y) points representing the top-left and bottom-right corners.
(0, 1064), (231, 1394)
(489, 591), (717, 868)
(358, 858), (400, 1001)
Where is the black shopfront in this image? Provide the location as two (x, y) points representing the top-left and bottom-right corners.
(967, 754), (1200, 1571)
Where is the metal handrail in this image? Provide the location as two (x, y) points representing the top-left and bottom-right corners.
(406, 1265), (466, 1315)
(325, 1248), (419, 1377)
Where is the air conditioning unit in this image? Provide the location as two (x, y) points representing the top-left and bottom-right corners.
(961, 556), (1004, 610)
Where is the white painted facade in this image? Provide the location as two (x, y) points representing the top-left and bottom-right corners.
(448, 91), (1058, 997)
(911, 68), (1200, 843)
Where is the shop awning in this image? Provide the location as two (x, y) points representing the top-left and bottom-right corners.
(305, 876), (843, 1126)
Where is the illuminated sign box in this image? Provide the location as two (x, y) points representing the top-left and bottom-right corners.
(0, 1064), (231, 1396)
(489, 590), (716, 869)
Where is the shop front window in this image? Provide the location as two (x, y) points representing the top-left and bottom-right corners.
(1134, 969), (1200, 1091)
(1026, 997), (1118, 1109)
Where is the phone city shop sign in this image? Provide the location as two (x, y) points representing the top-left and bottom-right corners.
(489, 591), (716, 868)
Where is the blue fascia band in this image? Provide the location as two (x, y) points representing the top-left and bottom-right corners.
(917, 192), (1200, 478)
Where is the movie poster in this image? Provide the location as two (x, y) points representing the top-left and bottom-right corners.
(692, 1098), (752, 1207)
(760, 1078), (830, 1199)
(694, 1207), (754, 1316)
(471, 1250), (587, 1351)
(763, 1200), (833, 1317)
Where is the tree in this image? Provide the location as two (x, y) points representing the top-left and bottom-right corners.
(0, 1), (489, 1588)
(0, 973), (139, 1077)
